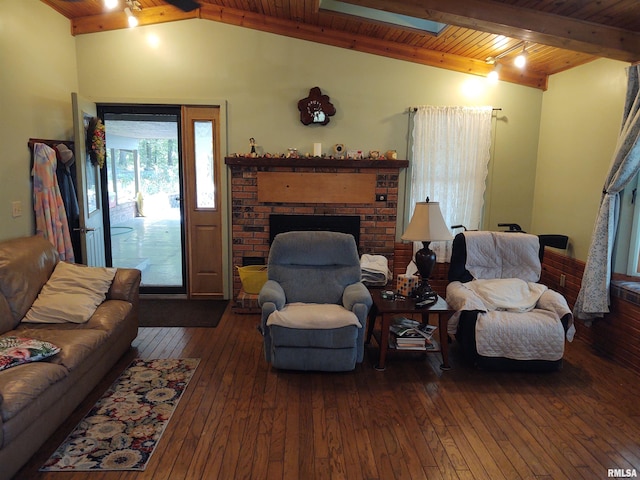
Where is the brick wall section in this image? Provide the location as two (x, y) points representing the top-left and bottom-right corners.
(228, 159), (407, 299)
(540, 249), (640, 374)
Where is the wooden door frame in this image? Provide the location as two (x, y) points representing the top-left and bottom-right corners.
(91, 97), (231, 299)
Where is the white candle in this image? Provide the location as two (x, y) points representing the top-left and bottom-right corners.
(313, 143), (322, 157)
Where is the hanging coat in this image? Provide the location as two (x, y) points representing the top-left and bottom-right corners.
(32, 143), (75, 262)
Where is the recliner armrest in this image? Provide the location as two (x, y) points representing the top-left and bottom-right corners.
(258, 280), (286, 310)
(342, 282), (372, 311)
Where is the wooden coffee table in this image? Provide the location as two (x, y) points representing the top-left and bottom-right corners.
(366, 288), (454, 371)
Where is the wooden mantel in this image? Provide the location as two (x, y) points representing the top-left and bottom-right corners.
(224, 156), (409, 169)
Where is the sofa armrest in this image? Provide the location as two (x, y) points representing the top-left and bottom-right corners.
(107, 268), (141, 304)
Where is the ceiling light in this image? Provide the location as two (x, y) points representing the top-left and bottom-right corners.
(125, 7), (138, 27)
(104, 0), (118, 9)
(488, 63), (502, 82)
(514, 45), (528, 68)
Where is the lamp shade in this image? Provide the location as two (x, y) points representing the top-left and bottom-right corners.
(401, 201), (453, 242)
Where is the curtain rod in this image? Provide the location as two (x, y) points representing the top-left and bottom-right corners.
(409, 107), (502, 112)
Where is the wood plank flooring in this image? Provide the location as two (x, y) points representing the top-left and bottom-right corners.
(16, 306), (640, 480)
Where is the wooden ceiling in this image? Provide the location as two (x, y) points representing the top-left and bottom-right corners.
(41, 0), (640, 90)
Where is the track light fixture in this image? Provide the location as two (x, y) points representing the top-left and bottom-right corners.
(104, 0), (118, 9)
(515, 44), (528, 68)
(124, 0), (141, 28)
(487, 62), (502, 82)
(125, 7), (138, 27)
(485, 41), (528, 80)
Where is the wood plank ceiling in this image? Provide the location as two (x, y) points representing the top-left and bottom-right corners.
(41, 0), (640, 90)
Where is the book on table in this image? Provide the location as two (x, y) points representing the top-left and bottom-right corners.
(390, 317), (437, 339)
(389, 317), (438, 350)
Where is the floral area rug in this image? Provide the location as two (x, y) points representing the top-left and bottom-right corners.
(41, 358), (199, 472)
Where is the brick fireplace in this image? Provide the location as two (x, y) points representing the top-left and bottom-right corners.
(226, 156), (409, 300)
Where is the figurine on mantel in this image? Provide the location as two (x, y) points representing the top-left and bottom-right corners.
(249, 138), (256, 156)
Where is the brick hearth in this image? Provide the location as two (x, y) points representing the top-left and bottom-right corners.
(226, 157), (409, 299)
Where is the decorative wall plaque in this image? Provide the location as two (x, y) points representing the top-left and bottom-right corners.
(297, 87), (336, 126)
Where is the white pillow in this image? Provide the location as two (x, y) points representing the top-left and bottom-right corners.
(22, 262), (117, 324)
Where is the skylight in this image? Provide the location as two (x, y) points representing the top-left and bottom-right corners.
(319, 0), (447, 35)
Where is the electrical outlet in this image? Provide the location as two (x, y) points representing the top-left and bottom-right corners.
(11, 201), (22, 218)
(559, 274), (566, 287)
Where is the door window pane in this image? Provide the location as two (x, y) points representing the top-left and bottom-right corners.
(194, 120), (215, 209)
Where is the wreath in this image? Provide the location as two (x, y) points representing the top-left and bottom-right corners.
(87, 117), (106, 168)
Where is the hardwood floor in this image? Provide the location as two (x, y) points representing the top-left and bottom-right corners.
(17, 306), (640, 480)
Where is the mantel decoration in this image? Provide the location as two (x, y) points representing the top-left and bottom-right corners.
(297, 87), (336, 126)
(87, 117), (106, 168)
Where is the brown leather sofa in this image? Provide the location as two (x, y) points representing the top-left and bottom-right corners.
(0, 236), (140, 480)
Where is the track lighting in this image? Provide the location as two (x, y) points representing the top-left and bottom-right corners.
(104, 0), (118, 9)
(485, 41), (528, 79)
(515, 44), (528, 68)
(487, 62), (502, 82)
(125, 7), (138, 27)
(125, 0), (141, 28)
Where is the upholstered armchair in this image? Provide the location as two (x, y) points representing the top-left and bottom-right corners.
(258, 231), (372, 371)
(447, 231), (575, 371)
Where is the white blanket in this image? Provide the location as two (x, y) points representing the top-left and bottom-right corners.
(267, 303), (361, 329)
(446, 279), (575, 361)
(360, 254), (391, 286)
(464, 231), (541, 282)
(465, 278), (547, 313)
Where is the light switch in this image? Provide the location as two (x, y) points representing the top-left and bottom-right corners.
(11, 201), (22, 218)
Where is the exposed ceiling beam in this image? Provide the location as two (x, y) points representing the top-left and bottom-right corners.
(71, 6), (196, 34)
(70, 4), (548, 89)
(338, 0), (640, 63)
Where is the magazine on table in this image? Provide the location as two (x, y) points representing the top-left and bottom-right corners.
(390, 316), (437, 340)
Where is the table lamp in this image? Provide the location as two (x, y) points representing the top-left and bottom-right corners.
(401, 199), (453, 299)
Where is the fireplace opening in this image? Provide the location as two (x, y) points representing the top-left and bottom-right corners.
(269, 214), (361, 246)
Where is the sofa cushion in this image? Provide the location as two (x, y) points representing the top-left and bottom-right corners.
(0, 361), (68, 422)
(0, 294), (13, 336)
(22, 262), (116, 324)
(0, 236), (58, 331)
(0, 336), (61, 372)
(13, 327), (108, 371)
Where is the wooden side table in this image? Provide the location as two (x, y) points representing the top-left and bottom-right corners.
(366, 289), (454, 371)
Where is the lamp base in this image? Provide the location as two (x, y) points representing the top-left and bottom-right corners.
(414, 282), (437, 302)
(414, 241), (437, 301)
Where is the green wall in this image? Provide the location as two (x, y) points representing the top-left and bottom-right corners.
(533, 58), (627, 261)
(0, 0), (79, 241)
(74, 19), (543, 234)
(2, 1), (627, 264)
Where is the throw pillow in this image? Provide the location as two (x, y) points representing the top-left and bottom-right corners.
(0, 336), (61, 372)
(22, 261), (117, 324)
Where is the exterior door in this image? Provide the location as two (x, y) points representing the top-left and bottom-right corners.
(182, 106), (223, 298)
(100, 106), (185, 293)
(72, 93), (106, 266)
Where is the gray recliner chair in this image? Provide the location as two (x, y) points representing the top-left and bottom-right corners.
(258, 231), (372, 371)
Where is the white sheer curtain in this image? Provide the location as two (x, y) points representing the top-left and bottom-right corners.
(409, 106), (493, 261)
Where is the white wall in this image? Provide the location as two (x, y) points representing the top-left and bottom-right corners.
(533, 58), (627, 261)
(0, 0), (79, 241)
